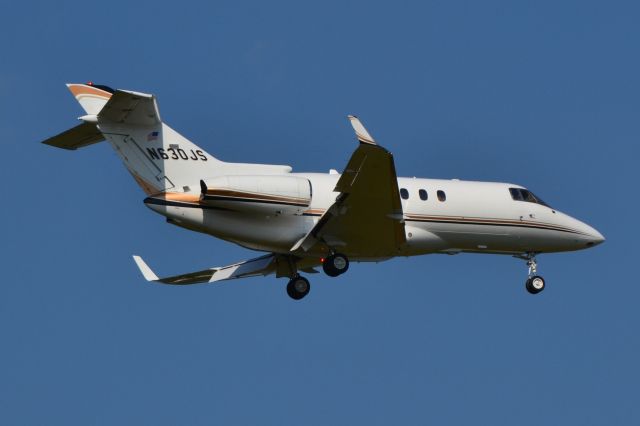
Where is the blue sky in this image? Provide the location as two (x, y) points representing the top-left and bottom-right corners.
(1, 0), (638, 424)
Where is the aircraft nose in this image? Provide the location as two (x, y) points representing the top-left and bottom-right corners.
(586, 228), (605, 247)
(578, 221), (605, 248)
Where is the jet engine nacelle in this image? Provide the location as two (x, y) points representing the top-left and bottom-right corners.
(200, 175), (312, 215)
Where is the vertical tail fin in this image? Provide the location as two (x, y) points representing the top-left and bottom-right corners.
(43, 83), (293, 195)
(44, 83), (222, 194)
(66, 83), (114, 115)
(94, 87), (223, 194)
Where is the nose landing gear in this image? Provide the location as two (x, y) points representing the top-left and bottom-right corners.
(517, 253), (546, 295)
(526, 275), (546, 294)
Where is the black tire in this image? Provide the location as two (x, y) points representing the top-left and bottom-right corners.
(525, 275), (545, 294)
(322, 253), (349, 277)
(286, 276), (310, 300)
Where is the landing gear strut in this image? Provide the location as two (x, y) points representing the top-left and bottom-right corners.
(284, 252), (349, 300)
(518, 253), (546, 295)
(286, 275), (310, 300)
(322, 253), (349, 277)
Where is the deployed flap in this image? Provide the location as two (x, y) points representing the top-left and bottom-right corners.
(208, 255), (275, 282)
(292, 116), (405, 257)
(98, 90), (161, 126)
(42, 121), (104, 150)
(132, 254), (276, 285)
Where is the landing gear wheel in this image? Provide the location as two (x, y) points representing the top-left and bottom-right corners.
(526, 275), (545, 294)
(322, 253), (349, 277)
(515, 253), (546, 295)
(286, 276), (310, 300)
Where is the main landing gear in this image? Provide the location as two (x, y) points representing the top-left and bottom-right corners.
(286, 275), (310, 300)
(518, 253), (546, 295)
(285, 253), (350, 301)
(322, 253), (349, 277)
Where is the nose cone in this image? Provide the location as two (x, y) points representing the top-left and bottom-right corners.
(585, 227), (605, 248)
(547, 211), (605, 252)
(575, 220), (605, 249)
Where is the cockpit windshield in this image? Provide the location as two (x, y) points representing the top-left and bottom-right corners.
(509, 188), (551, 208)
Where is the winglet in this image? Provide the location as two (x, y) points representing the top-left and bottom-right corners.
(348, 115), (377, 145)
(132, 255), (159, 281)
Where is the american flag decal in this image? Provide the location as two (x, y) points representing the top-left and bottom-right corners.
(147, 131), (159, 141)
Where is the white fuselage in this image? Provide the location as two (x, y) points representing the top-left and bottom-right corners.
(144, 172), (604, 261)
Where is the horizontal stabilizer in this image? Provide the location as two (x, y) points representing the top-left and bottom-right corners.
(42, 121), (104, 150)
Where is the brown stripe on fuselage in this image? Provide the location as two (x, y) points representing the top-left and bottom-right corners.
(404, 213), (587, 235)
(300, 209), (580, 234)
(204, 188), (310, 206)
(302, 208), (326, 216)
(253, 207), (583, 235)
(405, 213), (564, 228)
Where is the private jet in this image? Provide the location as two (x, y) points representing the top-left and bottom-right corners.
(42, 83), (605, 300)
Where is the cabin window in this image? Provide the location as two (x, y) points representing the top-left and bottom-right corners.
(509, 188), (550, 207)
(437, 190), (446, 202)
(419, 189), (428, 201)
(400, 188), (409, 200)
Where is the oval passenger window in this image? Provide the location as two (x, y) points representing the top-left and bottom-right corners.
(400, 188), (409, 200)
(419, 189), (428, 201)
(437, 190), (446, 202)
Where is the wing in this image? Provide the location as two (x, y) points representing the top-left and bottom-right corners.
(292, 116), (406, 258)
(98, 89), (161, 126)
(132, 254), (276, 285)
